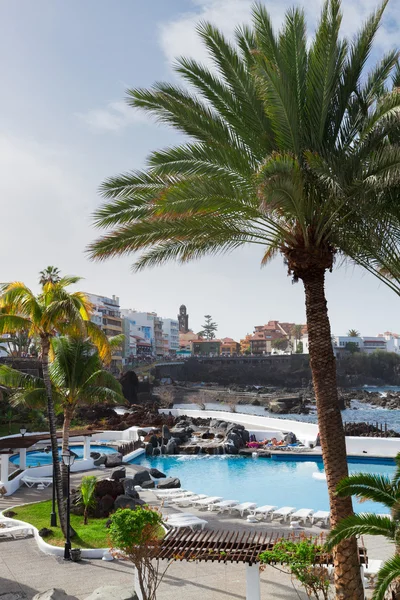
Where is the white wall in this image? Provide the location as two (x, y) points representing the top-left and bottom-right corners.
(160, 408), (400, 458)
(1, 459), (96, 496)
(159, 408), (319, 445)
(345, 436), (400, 457)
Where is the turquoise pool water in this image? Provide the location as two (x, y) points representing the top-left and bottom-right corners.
(9, 444), (117, 467)
(130, 454), (395, 514)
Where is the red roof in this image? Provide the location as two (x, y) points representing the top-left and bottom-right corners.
(221, 337), (238, 344)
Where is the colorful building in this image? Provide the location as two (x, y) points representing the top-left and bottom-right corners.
(191, 339), (221, 356)
(220, 337), (240, 356)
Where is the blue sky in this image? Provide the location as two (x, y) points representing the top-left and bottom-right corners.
(1, 0), (400, 340)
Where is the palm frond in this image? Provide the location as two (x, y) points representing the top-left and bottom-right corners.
(372, 555), (400, 600)
(0, 315), (32, 335)
(326, 513), (396, 550)
(0, 365), (44, 391)
(336, 473), (397, 507)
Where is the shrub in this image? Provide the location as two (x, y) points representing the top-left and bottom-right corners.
(109, 507), (170, 600)
(259, 537), (333, 600)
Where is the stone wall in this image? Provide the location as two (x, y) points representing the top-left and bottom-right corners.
(154, 352), (400, 388)
(0, 357), (42, 377)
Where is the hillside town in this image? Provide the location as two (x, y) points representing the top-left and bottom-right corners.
(16, 293), (397, 371)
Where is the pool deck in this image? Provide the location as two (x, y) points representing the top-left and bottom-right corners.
(0, 464), (392, 553)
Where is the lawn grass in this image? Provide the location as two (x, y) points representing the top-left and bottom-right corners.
(12, 500), (110, 549)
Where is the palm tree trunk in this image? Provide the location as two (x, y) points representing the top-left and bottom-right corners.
(302, 269), (364, 600)
(61, 406), (73, 496)
(41, 337), (67, 536)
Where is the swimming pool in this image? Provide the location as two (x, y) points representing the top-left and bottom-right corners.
(9, 444), (117, 467)
(130, 454), (395, 514)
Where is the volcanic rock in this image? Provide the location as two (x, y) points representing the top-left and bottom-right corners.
(157, 477), (181, 489)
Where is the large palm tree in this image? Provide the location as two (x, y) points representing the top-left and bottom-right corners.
(0, 276), (111, 534)
(0, 336), (123, 491)
(327, 458), (400, 600)
(88, 2), (400, 596)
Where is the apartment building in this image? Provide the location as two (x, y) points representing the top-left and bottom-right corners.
(249, 321), (297, 355)
(154, 316), (164, 357)
(121, 309), (156, 355)
(163, 319), (180, 355)
(86, 293), (123, 373)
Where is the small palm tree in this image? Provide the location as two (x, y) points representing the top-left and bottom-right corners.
(39, 266), (61, 286)
(291, 324), (304, 352)
(327, 457), (400, 600)
(0, 336), (123, 489)
(0, 274), (111, 534)
(79, 475), (98, 525)
(347, 329), (360, 338)
(88, 3), (400, 596)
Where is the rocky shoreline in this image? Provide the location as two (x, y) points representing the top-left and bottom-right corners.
(155, 383), (400, 413)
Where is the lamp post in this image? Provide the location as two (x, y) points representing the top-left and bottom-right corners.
(44, 446), (57, 527)
(19, 426), (27, 438)
(61, 450), (75, 560)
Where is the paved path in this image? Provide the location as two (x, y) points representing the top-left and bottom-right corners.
(0, 537), (310, 600)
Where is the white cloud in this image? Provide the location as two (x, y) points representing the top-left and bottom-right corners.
(0, 135), (93, 286)
(76, 100), (150, 133)
(159, 0), (400, 68)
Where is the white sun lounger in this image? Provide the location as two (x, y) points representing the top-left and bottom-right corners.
(190, 496), (223, 508)
(168, 494), (208, 506)
(154, 488), (187, 495)
(135, 486), (187, 494)
(271, 507), (296, 522)
(230, 502), (257, 517)
(250, 505), (277, 520)
(21, 476), (53, 488)
(159, 491), (195, 502)
(155, 489), (190, 499)
(163, 512), (198, 520)
(291, 509), (314, 525)
(165, 516), (208, 531)
(0, 525), (34, 538)
(310, 510), (330, 526)
(209, 500), (239, 513)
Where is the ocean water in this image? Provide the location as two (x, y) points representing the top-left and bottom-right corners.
(131, 454), (394, 514)
(172, 386), (400, 432)
(9, 444), (117, 467)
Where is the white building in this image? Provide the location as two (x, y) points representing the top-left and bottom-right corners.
(380, 332), (400, 354)
(331, 335), (387, 356)
(332, 335), (363, 354)
(121, 310), (156, 355)
(362, 337), (387, 354)
(302, 334), (388, 356)
(162, 319), (180, 354)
